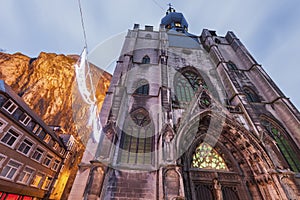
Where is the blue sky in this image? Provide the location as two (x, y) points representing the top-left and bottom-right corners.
(0, 0), (299, 109)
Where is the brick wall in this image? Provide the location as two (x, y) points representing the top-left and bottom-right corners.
(102, 169), (156, 200)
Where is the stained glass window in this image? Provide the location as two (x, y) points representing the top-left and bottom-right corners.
(261, 119), (300, 172)
(134, 79), (149, 95)
(192, 143), (228, 170)
(119, 108), (153, 165)
(174, 70), (206, 103)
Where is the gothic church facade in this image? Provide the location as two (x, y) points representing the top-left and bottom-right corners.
(70, 7), (300, 200)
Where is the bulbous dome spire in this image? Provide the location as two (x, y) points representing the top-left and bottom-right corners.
(161, 5), (188, 33)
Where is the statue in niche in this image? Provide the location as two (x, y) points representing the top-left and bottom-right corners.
(281, 176), (299, 200)
(163, 128), (174, 162)
(213, 179), (223, 200)
(263, 136), (283, 169)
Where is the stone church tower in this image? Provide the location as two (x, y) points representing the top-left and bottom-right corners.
(69, 6), (300, 200)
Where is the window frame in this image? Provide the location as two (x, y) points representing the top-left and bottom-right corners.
(60, 148), (65, 156)
(0, 153), (7, 168)
(118, 108), (154, 165)
(19, 112), (31, 126)
(53, 142), (59, 150)
(30, 172), (45, 188)
(65, 151), (71, 159)
(0, 117), (8, 133)
(43, 134), (51, 144)
(0, 127), (22, 149)
(133, 79), (149, 95)
(174, 69), (205, 103)
(261, 118), (300, 172)
(0, 159), (23, 181)
(42, 154), (54, 168)
(31, 147), (45, 163)
(32, 124), (40, 134)
(42, 175), (53, 190)
(17, 166), (35, 185)
(142, 55), (150, 64)
(37, 130), (46, 140)
(51, 159), (61, 171)
(17, 137), (35, 156)
(66, 138), (75, 151)
(2, 99), (18, 114)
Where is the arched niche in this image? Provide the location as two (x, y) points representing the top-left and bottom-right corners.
(176, 112), (277, 200)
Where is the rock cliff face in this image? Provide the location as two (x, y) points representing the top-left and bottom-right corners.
(0, 52), (111, 144)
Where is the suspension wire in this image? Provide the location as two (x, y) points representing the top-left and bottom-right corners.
(151, 0), (165, 11)
(77, 0), (96, 103)
(78, 0), (88, 51)
(76, 0), (100, 144)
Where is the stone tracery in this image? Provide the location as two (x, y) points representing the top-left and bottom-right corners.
(192, 142), (228, 170)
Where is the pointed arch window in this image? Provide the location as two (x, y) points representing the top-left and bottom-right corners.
(192, 143), (228, 170)
(118, 108), (154, 165)
(174, 69), (206, 103)
(244, 88), (260, 102)
(134, 79), (149, 95)
(227, 61), (238, 70)
(142, 55), (150, 64)
(261, 119), (300, 172)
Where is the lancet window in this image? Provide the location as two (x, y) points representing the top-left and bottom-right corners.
(118, 108), (153, 165)
(174, 69), (206, 103)
(142, 55), (150, 64)
(261, 119), (300, 172)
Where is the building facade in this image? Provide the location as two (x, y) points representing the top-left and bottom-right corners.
(0, 80), (76, 200)
(70, 7), (300, 199)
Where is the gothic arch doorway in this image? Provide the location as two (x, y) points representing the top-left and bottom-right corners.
(181, 136), (251, 200)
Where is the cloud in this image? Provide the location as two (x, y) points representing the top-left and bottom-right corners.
(0, 0), (299, 108)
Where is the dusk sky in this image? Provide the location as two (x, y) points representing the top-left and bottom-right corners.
(0, 0), (299, 109)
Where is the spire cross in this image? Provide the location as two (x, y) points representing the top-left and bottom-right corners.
(167, 3), (175, 13)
